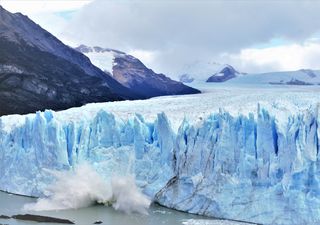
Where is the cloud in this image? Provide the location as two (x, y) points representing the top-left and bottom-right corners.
(2, 0), (320, 76)
(0, 0), (92, 14)
(58, 0), (320, 76)
(0, 0), (93, 46)
(224, 39), (320, 74)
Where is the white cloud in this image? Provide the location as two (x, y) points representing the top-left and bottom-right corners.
(58, 0), (320, 76)
(2, 0), (320, 76)
(0, 0), (93, 46)
(127, 49), (157, 68)
(223, 40), (320, 73)
(0, 0), (92, 14)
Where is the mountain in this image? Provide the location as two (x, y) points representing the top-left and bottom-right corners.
(0, 5), (143, 116)
(178, 59), (320, 85)
(75, 45), (200, 98)
(178, 61), (243, 83)
(206, 64), (240, 82)
(227, 69), (320, 85)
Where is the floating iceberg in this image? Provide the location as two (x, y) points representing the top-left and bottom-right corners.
(0, 101), (320, 224)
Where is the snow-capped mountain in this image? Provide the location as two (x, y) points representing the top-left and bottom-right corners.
(206, 64), (240, 82)
(178, 58), (320, 85)
(75, 45), (200, 98)
(178, 61), (243, 83)
(0, 6), (199, 116)
(0, 5), (142, 116)
(227, 69), (320, 85)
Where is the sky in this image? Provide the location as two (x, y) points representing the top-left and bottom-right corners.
(1, 0), (320, 77)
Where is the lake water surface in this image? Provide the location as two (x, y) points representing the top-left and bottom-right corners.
(0, 192), (254, 225)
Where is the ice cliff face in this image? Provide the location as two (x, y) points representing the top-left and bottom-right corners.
(156, 106), (320, 224)
(0, 110), (175, 199)
(0, 105), (320, 224)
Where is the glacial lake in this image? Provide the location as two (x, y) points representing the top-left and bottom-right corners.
(0, 192), (253, 225)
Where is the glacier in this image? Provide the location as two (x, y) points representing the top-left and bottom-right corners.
(1, 98), (320, 224)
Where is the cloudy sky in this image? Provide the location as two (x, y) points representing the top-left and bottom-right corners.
(1, 0), (320, 77)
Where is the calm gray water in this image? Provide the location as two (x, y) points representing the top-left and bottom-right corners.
(0, 192), (253, 225)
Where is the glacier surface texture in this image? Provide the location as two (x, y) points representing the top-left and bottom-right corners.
(1, 104), (320, 225)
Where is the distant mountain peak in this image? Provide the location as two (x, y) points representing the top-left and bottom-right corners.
(206, 64), (240, 82)
(218, 64), (239, 74)
(178, 61), (242, 83)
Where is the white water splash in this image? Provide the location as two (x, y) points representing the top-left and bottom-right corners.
(23, 164), (151, 214)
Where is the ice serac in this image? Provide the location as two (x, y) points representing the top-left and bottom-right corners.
(1, 105), (320, 224)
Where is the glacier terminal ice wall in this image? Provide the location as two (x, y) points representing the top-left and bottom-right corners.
(0, 105), (320, 224)
(0, 110), (175, 198)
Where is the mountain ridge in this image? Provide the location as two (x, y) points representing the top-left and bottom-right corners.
(0, 5), (139, 99)
(76, 45), (201, 98)
(0, 6), (200, 116)
(0, 6), (141, 116)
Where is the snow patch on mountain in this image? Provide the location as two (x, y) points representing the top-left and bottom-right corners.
(85, 51), (115, 74)
(74, 45), (126, 74)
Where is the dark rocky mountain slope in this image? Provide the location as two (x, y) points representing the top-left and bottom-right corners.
(206, 65), (240, 82)
(0, 5), (200, 116)
(0, 6), (140, 116)
(0, 37), (122, 116)
(76, 45), (201, 98)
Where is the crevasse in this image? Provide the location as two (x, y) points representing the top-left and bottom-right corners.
(0, 105), (320, 225)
